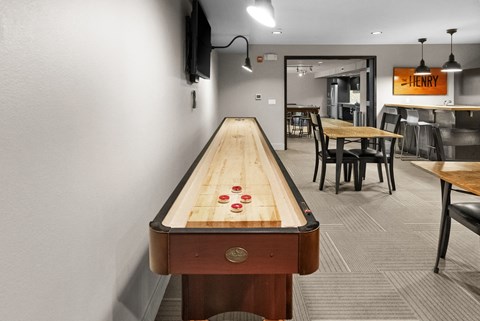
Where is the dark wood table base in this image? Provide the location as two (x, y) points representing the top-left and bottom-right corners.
(182, 274), (292, 321)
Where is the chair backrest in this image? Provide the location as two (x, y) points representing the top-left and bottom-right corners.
(406, 109), (420, 125)
(309, 112), (318, 127)
(433, 127), (480, 161)
(379, 112), (401, 155)
(384, 107), (398, 115)
(312, 114), (328, 157)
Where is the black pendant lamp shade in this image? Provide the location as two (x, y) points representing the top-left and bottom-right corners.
(441, 29), (462, 73)
(414, 38), (431, 76)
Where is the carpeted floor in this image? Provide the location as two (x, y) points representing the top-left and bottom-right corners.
(155, 136), (480, 321)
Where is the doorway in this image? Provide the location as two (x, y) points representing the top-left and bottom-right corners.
(284, 55), (377, 149)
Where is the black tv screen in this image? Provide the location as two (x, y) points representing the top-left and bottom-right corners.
(188, 0), (211, 81)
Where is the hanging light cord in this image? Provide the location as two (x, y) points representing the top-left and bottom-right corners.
(212, 35), (249, 58)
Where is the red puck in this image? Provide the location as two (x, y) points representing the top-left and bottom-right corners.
(231, 185), (242, 193)
(240, 194), (252, 203)
(230, 203), (243, 213)
(218, 194), (230, 203)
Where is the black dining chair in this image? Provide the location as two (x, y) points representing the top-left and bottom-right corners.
(431, 127), (480, 273)
(309, 113), (359, 191)
(348, 112), (401, 190)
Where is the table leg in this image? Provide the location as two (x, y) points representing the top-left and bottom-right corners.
(379, 138), (392, 194)
(335, 138), (344, 194)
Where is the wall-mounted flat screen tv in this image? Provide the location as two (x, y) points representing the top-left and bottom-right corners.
(187, 0), (211, 82)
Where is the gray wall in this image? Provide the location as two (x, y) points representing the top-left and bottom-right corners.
(287, 72), (328, 115)
(218, 44), (480, 149)
(0, 1), (219, 321)
(455, 67), (480, 105)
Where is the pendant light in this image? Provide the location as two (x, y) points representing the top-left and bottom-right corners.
(441, 28), (462, 73)
(414, 38), (431, 76)
(247, 0), (276, 28)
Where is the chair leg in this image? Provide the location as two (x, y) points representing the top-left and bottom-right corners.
(343, 163), (349, 182)
(377, 163), (383, 182)
(353, 161), (360, 191)
(346, 163), (353, 182)
(440, 217), (451, 258)
(389, 159), (396, 191)
(434, 182), (452, 273)
(313, 155), (319, 182)
(319, 162), (327, 190)
(415, 126), (420, 158)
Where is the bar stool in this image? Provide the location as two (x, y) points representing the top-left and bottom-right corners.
(400, 109), (434, 159)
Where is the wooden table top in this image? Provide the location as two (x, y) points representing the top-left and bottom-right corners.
(162, 118), (306, 229)
(322, 126), (403, 139)
(287, 106), (320, 113)
(411, 161), (480, 196)
(321, 118), (353, 128)
(384, 103), (480, 111)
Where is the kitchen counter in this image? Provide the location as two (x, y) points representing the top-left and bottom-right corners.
(384, 103), (480, 160)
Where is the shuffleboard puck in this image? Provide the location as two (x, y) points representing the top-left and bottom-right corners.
(230, 203), (243, 213)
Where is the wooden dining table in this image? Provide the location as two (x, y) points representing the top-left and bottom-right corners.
(411, 161), (480, 272)
(322, 126), (403, 194)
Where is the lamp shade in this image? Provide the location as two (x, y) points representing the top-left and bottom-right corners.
(242, 57), (253, 72)
(247, 0), (276, 28)
(441, 55), (462, 72)
(414, 38), (431, 76)
(441, 29), (462, 73)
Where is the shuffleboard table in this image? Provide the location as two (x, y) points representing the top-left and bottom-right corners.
(149, 117), (319, 320)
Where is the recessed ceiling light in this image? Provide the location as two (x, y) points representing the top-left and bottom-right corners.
(318, 61), (323, 64)
(371, 31), (382, 35)
(272, 30), (282, 35)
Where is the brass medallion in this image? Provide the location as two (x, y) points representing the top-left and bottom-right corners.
(225, 247), (248, 263)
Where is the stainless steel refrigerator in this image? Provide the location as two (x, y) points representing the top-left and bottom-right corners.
(327, 82), (338, 118)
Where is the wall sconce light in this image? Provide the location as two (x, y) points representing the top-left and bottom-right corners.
(247, 0), (276, 28)
(441, 29), (462, 73)
(414, 38), (431, 76)
(212, 35), (253, 72)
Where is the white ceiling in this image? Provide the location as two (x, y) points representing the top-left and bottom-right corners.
(200, 0), (480, 50)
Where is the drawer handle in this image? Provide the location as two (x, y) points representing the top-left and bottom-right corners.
(225, 247), (248, 263)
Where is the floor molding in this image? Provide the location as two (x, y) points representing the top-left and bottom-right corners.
(142, 275), (171, 321)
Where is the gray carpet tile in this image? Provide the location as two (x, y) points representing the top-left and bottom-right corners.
(298, 272), (418, 320)
(320, 232), (351, 272)
(420, 229), (480, 271)
(444, 271), (480, 303)
(331, 205), (386, 232)
(328, 231), (442, 272)
(292, 274), (311, 321)
(385, 271), (480, 321)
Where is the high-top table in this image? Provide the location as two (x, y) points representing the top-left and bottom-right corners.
(322, 126), (402, 194)
(149, 117), (319, 321)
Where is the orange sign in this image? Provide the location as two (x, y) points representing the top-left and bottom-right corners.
(393, 67), (447, 95)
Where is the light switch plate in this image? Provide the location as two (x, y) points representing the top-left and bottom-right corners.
(268, 99), (276, 105)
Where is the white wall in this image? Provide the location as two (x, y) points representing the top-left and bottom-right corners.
(217, 44), (480, 149)
(287, 72), (327, 115)
(0, 1), (219, 321)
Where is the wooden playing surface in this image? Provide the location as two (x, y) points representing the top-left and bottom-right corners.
(412, 161), (480, 195)
(162, 118), (306, 228)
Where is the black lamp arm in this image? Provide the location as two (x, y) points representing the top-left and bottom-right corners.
(211, 35), (250, 57)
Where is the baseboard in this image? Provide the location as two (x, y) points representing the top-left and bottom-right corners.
(271, 142), (285, 150)
(141, 275), (171, 321)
